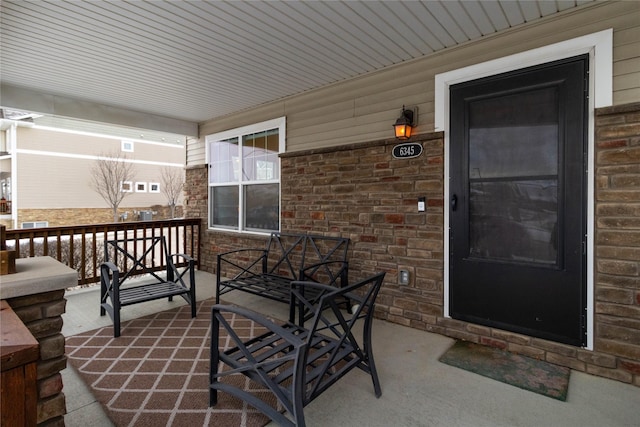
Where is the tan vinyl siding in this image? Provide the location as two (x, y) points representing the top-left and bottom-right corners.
(191, 1), (639, 165)
(15, 127), (184, 209)
(20, 127), (184, 164)
(186, 136), (204, 167)
(613, 24), (640, 105)
(17, 152), (184, 209)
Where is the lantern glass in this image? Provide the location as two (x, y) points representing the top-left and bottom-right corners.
(394, 123), (412, 139)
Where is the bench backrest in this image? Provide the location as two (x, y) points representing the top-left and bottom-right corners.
(264, 233), (349, 281)
(104, 236), (170, 284)
(264, 233), (307, 279)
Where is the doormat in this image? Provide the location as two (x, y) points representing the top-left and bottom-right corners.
(66, 298), (278, 427)
(439, 340), (570, 401)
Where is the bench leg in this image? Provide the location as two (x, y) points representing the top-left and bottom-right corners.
(112, 293), (121, 338)
(209, 388), (218, 406)
(100, 277), (107, 316)
(190, 268), (196, 318)
(112, 317), (120, 337)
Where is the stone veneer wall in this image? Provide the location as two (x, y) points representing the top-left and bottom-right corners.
(184, 102), (640, 386)
(593, 102), (640, 384)
(7, 290), (67, 426)
(12, 205), (183, 229)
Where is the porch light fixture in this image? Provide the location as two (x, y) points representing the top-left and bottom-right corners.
(393, 105), (415, 140)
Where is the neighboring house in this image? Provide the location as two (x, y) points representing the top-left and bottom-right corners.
(185, 2), (640, 385)
(0, 117), (185, 229)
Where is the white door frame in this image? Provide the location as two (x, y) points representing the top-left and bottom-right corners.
(435, 29), (613, 350)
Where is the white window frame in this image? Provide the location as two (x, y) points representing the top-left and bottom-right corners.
(135, 182), (147, 193)
(436, 29), (613, 350)
(121, 140), (134, 152)
(206, 117), (286, 234)
(120, 181), (133, 192)
(149, 182), (160, 193)
(22, 221), (48, 229)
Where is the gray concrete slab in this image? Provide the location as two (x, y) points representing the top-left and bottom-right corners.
(62, 270), (640, 427)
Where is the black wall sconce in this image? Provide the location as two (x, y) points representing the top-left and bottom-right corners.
(393, 105), (416, 139)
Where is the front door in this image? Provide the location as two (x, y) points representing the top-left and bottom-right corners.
(449, 55), (588, 346)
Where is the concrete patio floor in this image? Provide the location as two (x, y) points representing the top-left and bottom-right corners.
(61, 270), (639, 427)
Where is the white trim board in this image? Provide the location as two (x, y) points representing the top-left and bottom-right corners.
(436, 29), (613, 350)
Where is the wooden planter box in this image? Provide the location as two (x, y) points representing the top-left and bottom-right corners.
(0, 300), (39, 427)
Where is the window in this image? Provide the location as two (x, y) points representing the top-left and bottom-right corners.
(121, 181), (133, 192)
(135, 182), (147, 192)
(122, 140), (134, 152)
(149, 182), (160, 193)
(22, 221), (48, 229)
(207, 117), (285, 233)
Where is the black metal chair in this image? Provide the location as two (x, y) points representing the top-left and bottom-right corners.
(209, 271), (386, 427)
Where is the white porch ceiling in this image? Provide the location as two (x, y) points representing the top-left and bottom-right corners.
(1, 0), (594, 132)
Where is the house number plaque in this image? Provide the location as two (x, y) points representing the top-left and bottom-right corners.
(392, 142), (423, 159)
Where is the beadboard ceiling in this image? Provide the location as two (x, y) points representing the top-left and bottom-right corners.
(1, 0), (594, 131)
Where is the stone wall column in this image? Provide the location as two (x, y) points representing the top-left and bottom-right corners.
(1, 257), (77, 426)
(8, 290), (67, 427)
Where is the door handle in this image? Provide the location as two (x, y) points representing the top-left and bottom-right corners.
(451, 194), (458, 211)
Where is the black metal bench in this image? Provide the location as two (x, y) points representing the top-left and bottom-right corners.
(216, 232), (349, 306)
(100, 236), (196, 337)
(209, 271), (386, 427)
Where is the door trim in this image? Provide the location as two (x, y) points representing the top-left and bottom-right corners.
(435, 30), (613, 350)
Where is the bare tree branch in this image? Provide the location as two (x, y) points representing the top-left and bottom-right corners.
(90, 152), (135, 222)
(160, 166), (184, 218)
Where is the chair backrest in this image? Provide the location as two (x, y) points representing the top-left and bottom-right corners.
(104, 236), (169, 283)
(290, 271), (386, 402)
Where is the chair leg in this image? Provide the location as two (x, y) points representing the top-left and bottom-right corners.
(364, 323), (382, 397)
(368, 355), (382, 398)
(209, 310), (221, 406)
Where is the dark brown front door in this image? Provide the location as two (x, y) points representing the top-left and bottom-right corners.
(449, 55), (588, 346)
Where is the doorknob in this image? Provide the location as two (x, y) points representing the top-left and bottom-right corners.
(451, 194), (458, 211)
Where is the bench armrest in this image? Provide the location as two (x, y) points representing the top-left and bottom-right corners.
(170, 252), (194, 263)
(100, 261), (119, 284)
(100, 261), (120, 303)
(167, 253), (196, 288)
(101, 260), (118, 274)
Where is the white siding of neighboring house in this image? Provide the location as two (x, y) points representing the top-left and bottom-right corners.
(15, 126), (184, 209)
(189, 1), (639, 165)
